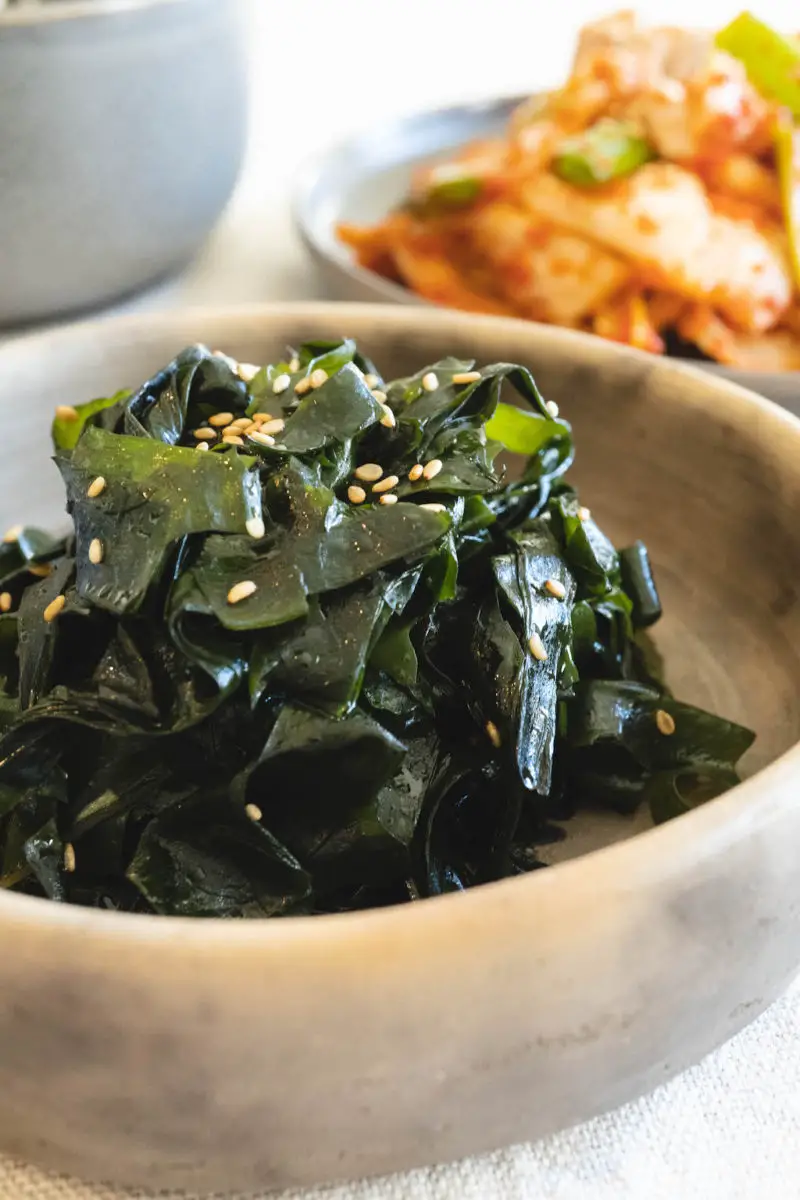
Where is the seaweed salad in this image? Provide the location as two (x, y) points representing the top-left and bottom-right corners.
(0, 340), (754, 916)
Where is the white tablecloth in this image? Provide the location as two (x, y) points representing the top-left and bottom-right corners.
(4, 1), (800, 1195)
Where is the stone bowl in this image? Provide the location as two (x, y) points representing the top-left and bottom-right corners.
(0, 302), (798, 1193)
(0, 0), (246, 326)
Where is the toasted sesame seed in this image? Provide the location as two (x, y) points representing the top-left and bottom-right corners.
(545, 400), (560, 418)
(0, 593), (12, 613)
(221, 426), (238, 437)
(379, 406), (396, 429)
(485, 720), (501, 748)
(408, 464), (424, 482)
(422, 458), (443, 480)
(578, 506), (591, 522)
(364, 373), (381, 388)
(245, 802), (263, 822)
(237, 362), (260, 383)
(452, 371), (481, 384)
(421, 372), (439, 392)
(655, 709), (676, 736)
(222, 434), (245, 447)
(272, 374), (291, 395)
(355, 462), (383, 482)
(248, 430), (276, 448)
(261, 418), (285, 435)
(309, 368), (329, 389)
(88, 538), (104, 565)
(294, 377), (312, 396)
(209, 411), (234, 427)
(231, 417), (252, 430)
(372, 474), (399, 494)
(63, 842), (76, 873)
(252, 411), (273, 423)
(419, 503), (447, 513)
(246, 516), (266, 539)
(28, 563), (52, 578)
(528, 631), (548, 661)
(227, 580), (257, 605)
(371, 389), (387, 403)
(348, 485), (366, 505)
(86, 476), (106, 498)
(55, 405), (79, 422)
(3, 525), (22, 544)
(288, 357), (300, 372)
(379, 493), (399, 506)
(544, 578), (566, 599)
(43, 594), (66, 623)
(193, 427), (216, 441)
(196, 441), (210, 451)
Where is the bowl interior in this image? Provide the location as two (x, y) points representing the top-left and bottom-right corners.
(2, 303), (799, 867)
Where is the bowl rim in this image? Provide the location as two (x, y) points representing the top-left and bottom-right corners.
(0, 0), (185, 27)
(1, 299), (798, 949)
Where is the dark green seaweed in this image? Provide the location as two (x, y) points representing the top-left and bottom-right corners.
(0, 341), (754, 914)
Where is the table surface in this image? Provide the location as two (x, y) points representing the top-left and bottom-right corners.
(5, 2), (800, 1197)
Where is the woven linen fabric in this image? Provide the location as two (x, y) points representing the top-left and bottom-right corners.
(1, 978), (798, 1200)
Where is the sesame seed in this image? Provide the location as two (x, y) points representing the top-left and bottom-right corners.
(248, 430), (276, 448)
(88, 538), (104, 565)
(252, 411), (273, 422)
(288, 357), (300, 372)
(209, 411), (234, 427)
(43, 594), (66, 623)
(231, 417), (252, 430)
(261, 418), (285, 435)
(655, 709), (676, 736)
(86, 476), (106, 498)
(348, 485), (366, 505)
(544, 578), (566, 599)
(421, 372), (439, 392)
(379, 493), (399, 506)
(55, 405), (79, 422)
(196, 441), (209, 451)
(63, 842), (76, 873)
(371, 389), (387, 403)
(545, 400), (560, 418)
(193, 427), (216, 441)
(355, 462), (383, 482)
(242, 422), (258, 435)
(222, 426), (239, 437)
(364, 373), (381, 388)
(372, 474), (399, 494)
(379, 406), (396, 429)
(422, 458), (443, 480)
(28, 564), (52, 578)
(246, 516), (266, 539)
(578, 506), (591, 522)
(309, 368), (329, 389)
(408, 464), (424, 482)
(452, 371), (481, 384)
(245, 802), (263, 822)
(272, 374), (291, 395)
(419, 503), (447, 513)
(294, 377), (312, 396)
(485, 720), (502, 748)
(237, 362), (260, 383)
(0, 593), (12, 613)
(227, 580), (257, 605)
(3, 525), (22, 544)
(222, 434), (245, 446)
(528, 631), (548, 661)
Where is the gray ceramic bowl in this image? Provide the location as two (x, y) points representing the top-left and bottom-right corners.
(0, 0), (246, 325)
(0, 303), (799, 1192)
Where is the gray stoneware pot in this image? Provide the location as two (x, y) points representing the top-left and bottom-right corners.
(0, 303), (798, 1192)
(0, 0), (246, 325)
